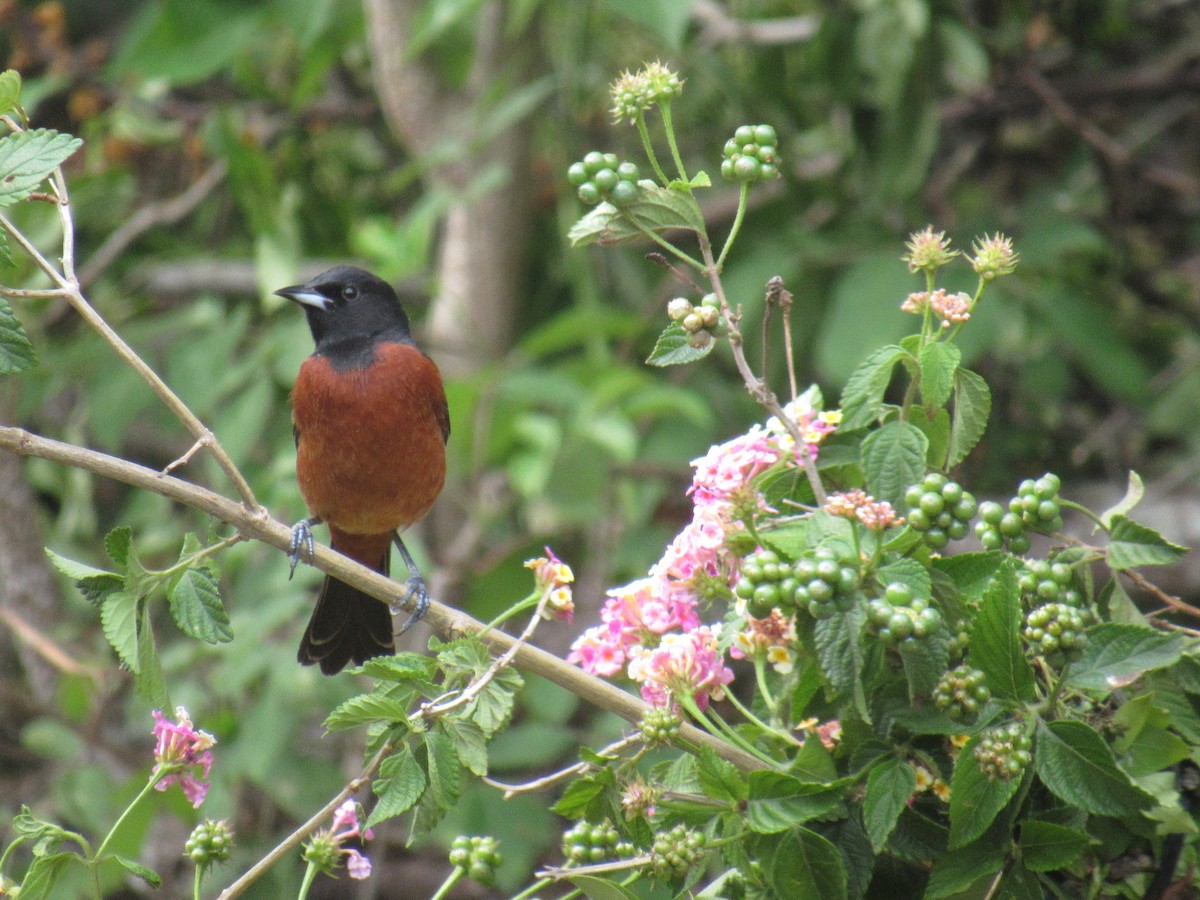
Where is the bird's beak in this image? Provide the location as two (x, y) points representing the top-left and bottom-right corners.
(274, 285), (331, 310)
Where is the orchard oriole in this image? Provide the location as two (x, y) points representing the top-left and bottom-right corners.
(275, 266), (449, 675)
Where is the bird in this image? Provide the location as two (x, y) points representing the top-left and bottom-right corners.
(274, 266), (449, 675)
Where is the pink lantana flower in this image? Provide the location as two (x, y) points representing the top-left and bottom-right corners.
(627, 626), (734, 711)
(731, 608), (798, 674)
(151, 707), (216, 809)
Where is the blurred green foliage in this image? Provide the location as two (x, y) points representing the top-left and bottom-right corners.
(1, 0), (1196, 894)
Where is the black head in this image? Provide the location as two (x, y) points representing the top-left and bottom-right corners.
(274, 266), (413, 365)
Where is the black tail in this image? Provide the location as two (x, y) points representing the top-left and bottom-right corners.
(298, 552), (394, 675)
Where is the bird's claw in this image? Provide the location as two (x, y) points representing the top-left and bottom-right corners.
(395, 575), (430, 634)
(288, 517), (319, 579)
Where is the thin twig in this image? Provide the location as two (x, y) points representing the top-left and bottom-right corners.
(484, 734), (641, 797)
(0, 426), (769, 774)
(645, 252), (703, 294)
(78, 161), (228, 287)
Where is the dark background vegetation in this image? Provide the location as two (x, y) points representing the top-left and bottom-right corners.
(0, 0), (1196, 895)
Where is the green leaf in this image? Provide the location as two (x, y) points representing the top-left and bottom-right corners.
(0, 69), (22, 116)
(438, 716), (488, 777)
(105, 526), (134, 569)
(567, 184), (705, 247)
(1106, 515), (1188, 570)
(925, 841), (1007, 898)
(919, 342), (960, 410)
(110, 855), (162, 887)
(0, 129), (82, 206)
(813, 605), (869, 721)
(1034, 720), (1153, 817)
(646, 320), (715, 366)
(899, 627), (951, 699)
(838, 345), (907, 431)
(44, 548), (117, 582)
(947, 738), (1022, 848)
(697, 747), (747, 803)
(567, 874), (641, 900)
(16, 852), (77, 900)
(551, 771), (613, 819)
(368, 746), (426, 827)
(422, 730), (463, 812)
(167, 567), (233, 644)
(863, 757), (917, 851)
(746, 772), (848, 833)
(946, 367), (990, 468)
(360, 653), (439, 684)
(876, 557), (931, 600)
(969, 561), (1035, 702)
(1100, 471), (1145, 529)
(1017, 820), (1091, 872)
(0, 229), (11, 268)
(760, 827), (848, 900)
(861, 420), (928, 508)
(0, 294), (37, 374)
(324, 692), (411, 732)
(134, 598), (168, 708)
(469, 666), (522, 736)
(100, 592), (140, 673)
(1065, 623), (1189, 692)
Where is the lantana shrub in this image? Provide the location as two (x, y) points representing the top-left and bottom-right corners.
(0, 62), (1196, 899)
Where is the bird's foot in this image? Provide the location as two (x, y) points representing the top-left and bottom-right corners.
(288, 516), (321, 578)
(395, 574), (430, 634)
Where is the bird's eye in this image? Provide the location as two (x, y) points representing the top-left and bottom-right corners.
(341, 285), (359, 301)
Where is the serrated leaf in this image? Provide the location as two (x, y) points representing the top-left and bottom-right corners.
(759, 827), (848, 900)
(0, 129), (82, 206)
(44, 548), (117, 582)
(105, 526), (133, 569)
(899, 626), (952, 699)
(925, 841), (1007, 898)
(1100, 471), (1145, 529)
(423, 731), (463, 811)
(1106, 515), (1188, 570)
(1065, 623), (1188, 692)
(969, 561), (1035, 702)
(100, 592), (140, 673)
(367, 746), (426, 827)
(746, 772), (847, 833)
(438, 716), (488, 777)
(324, 692), (411, 732)
(469, 666), (522, 735)
(947, 738), (1022, 848)
(360, 653), (438, 683)
(0, 293), (37, 374)
(167, 567), (233, 643)
(1017, 819), (1091, 872)
(813, 606), (869, 722)
(861, 420), (928, 508)
(646, 320), (715, 366)
(863, 757), (917, 851)
(0, 230), (12, 268)
(134, 599), (168, 708)
(838, 345), (907, 431)
(551, 770), (615, 818)
(567, 184), (705, 247)
(876, 557), (931, 599)
(946, 367), (990, 468)
(0, 69), (21, 116)
(919, 342), (960, 410)
(110, 855), (162, 887)
(1034, 720), (1153, 816)
(697, 746), (747, 802)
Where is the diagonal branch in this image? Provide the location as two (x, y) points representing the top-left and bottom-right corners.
(0, 425), (769, 773)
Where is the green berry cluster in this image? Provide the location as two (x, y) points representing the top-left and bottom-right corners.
(721, 125), (780, 183)
(865, 582), (942, 646)
(734, 547), (859, 619)
(1017, 558), (1082, 607)
(975, 474), (1063, 553)
(932, 665), (990, 723)
(974, 722), (1032, 781)
(649, 824), (707, 880)
(1024, 602), (1090, 662)
(185, 818), (233, 867)
(639, 707), (682, 746)
(667, 293), (727, 350)
(562, 819), (636, 864)
(568, 152), (641, 207)
(449, 835), (503, 887)
(904, 474), (977, 550)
